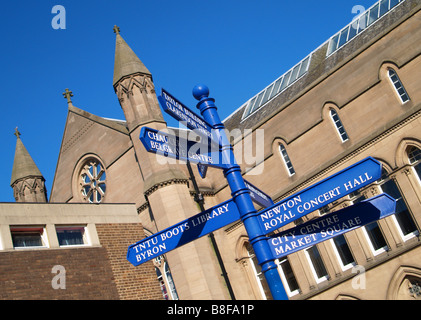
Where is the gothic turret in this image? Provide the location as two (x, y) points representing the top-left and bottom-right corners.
(110, 26), (229, 300)
(11, 128), (47, 203)
(112, 26), (164, 132)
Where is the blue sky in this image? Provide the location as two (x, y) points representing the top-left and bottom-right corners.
(0, 0), (376, 202)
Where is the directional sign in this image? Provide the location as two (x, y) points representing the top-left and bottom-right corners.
(258, 157), (382, 234)
(139, 126), (233, 169)
(267, 193), (396, 259)
(244, 180), (274, 209)
(197, 163), (208, 179)
(127, 198), (240, 266)
(159, 89), (220, 146)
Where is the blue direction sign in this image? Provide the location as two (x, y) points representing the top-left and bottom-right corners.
(267, 193), (396, 259)
(127, 198), (240, 266)
(159, 89), (220, 146)
(139, 126), (233, 169)
(244, 179), (274, 209)
(197, 163), (208, 179)
(258, 157), (382, 234)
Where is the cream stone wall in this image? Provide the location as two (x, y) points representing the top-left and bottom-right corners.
(46, 0), (421, 300)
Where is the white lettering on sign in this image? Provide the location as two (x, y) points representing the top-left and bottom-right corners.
(146, 129), (216, 165)
(162, 91), (211, 138)
(131, 202), (234, 264)
(296, 187), (341, 214)
(270, 214), (363, 256)
(343, 172), (373, 191)
(259, 171), (375, 233)
(191, 203), (230, 227)
(147, 131), (168, 143)
(259, 195), (302, 231)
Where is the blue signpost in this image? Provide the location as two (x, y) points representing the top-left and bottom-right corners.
(159, 88), (220, 146)
(192, 84), (289, 300)
(267, 193), (396, 259)
(244, 180), (275, 209)
(139, 126), (230, 169)
(127, 198), (240, 266)
(257, 157), (382, 234)
(197, 163), (208, 179)
(128, 84), (396, 301)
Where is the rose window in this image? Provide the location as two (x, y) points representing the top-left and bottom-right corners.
(80, 159), (106, 203)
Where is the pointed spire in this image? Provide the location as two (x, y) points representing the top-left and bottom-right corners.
(113, 25), (151, 87)
(11, 128), (43, 187)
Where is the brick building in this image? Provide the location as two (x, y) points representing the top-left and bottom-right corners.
(3, 0), (421, 300)
(2, 129), (162, 299)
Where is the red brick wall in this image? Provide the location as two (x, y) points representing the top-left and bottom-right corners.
(96, 223), (163, 300)
(0, 223), (163, 300)
(0, 247), (119, 300)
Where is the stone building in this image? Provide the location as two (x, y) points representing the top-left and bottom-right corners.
(3, 0), (421, 300)
(219, 0), (421, 300)
(2, 131), (162, 299)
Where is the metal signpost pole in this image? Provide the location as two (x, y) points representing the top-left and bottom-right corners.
(193, 84), (289, 300)
(186, 161), (236, 300)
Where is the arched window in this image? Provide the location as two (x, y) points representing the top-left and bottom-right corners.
(354, 185), (388, 255)
(155, 267), (169, 300)
(79, 158), (106, 203)
(378, 168), (418, 241)
(388, 69), (410, 103)
(319, 204), (355, 270)
(408, 146), (421, 182)
(330, 109), (349, 142)
(279, 144), (295, 176)
(164, 263), (178, 300)
(154, 255), (179, 300)
(246, 242), (272, 300)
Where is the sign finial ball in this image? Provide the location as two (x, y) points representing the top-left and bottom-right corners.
(193, 84), (209, 101)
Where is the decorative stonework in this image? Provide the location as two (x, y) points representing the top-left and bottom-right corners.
(143, 178), (189, 197)
(62, 119), (94, 154)
(275, 109), (421, 204)
(79, 158), (107, 203)
(12, 177), (46, 203)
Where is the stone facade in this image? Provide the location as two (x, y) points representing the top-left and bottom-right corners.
(5, 0), (421, 300)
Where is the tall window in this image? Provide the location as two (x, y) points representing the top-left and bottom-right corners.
(353, 183), (388, 255)
(247, 243), (272, 300)
(388, 69), (410, 103)
(278, 258), (300, 296)
(279, 144), (295, 176)
(305, 246), (329, 283)
(379, 168), (418, 241)
(363, 221), (388, 254)
(164, 263), (178, 300)
(330, 235), (356, 270)
(80, 159), (107, 203)
(408, 146), (421, 182)
(348, 188), (388, 255)
(155, 267), (169, 300)
(320, 204), (355, 270)
(154, 255), (178, 300)
(330, 109), (349, 142)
